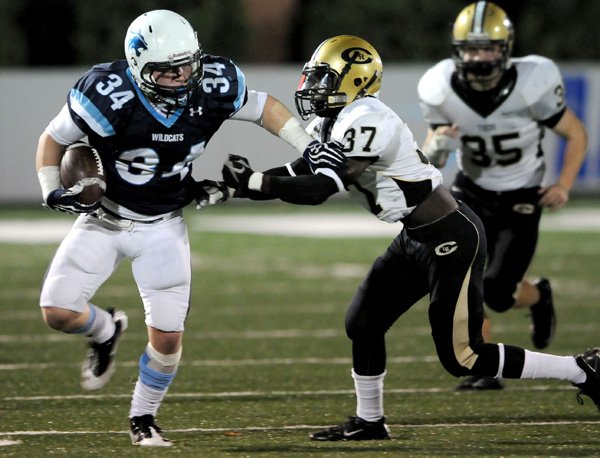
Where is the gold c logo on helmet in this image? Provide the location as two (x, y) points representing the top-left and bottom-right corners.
(341, 47), (373, 65)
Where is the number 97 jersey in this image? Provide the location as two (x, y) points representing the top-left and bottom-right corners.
(66, 56), (246, 215)
(418, 56), (566, 192)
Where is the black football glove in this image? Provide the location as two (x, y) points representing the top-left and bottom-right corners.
(302, 140), (347, 173)
(44, 186), (101, 214)
(194, 179), (229, 210)
(222, 154), (255, 197)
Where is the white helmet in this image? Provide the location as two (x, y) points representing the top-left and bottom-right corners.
(124, 10), (203, 107)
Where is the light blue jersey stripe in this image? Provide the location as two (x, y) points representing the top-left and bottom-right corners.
(233, 64), (247, 112)
(69, 89), (116, 137)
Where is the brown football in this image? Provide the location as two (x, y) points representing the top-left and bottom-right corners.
(60, 143), (106, 205)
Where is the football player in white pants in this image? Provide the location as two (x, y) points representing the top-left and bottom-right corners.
(221, 35), (600, 441)
(418, 1), (587, 390)
(36, 9), (334, 446)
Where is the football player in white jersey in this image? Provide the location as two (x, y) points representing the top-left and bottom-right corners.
(418, 1), (588, 391)
(221, 35), (600, 441)
(35, 9), (336, 446)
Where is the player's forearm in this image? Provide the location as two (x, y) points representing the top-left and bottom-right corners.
(256, 173), (339, 205)
(35, 132), (65, 171)
(262, 95), (313, 153)
(556, 119), (588, 191)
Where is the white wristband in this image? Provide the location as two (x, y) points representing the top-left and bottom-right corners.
(278, 117), (313, 153)
(248, 172), (264, 192)
(38, 166), (61, 202)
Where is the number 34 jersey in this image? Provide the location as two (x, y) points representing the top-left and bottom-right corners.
(418, 55), (566, 191)
(66, 55), (247, 215)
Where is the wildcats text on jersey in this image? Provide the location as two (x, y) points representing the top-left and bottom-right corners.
(151, 133), (185, 142)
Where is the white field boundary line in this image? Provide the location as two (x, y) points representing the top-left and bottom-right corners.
(1, 384), (580, 403)
(0, 321), (597, 344)
(1, 208), (600, 243)
(2, 417), (600, 438)
(0, 355), (440, 371)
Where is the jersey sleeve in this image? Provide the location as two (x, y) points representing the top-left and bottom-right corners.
(520, 56), (566, 122)
(417, 59), (455, 126)
(67, 61), (134, 138)
(201, 55), (249, 118)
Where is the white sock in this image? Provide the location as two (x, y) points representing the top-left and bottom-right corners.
(129, 344), (181, 418)
(352, 369), (386, 422)
(67, 304), (114, 343)
(520, 350), (586, 384)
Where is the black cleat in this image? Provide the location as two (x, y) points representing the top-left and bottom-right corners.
(129, 415), (172, 446)
(310, 416), (390, 441)
(455, 375), (504, 391)
(80, 308), (128, 391)
(573, 348), (600, 411)
(530, 278), (556, 349)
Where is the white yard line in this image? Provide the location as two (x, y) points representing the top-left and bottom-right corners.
(0, 208), (599, 243)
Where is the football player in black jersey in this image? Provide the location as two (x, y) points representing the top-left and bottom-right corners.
(419, 1), (588, 390)
(222, 34), (600, 441)
(35, 9), (337, 446)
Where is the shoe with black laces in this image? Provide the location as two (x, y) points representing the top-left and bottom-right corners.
(455, 375), (504, 391)
(80, 308), (128, 391)
(309, 416), (390, 441)
(573, 348), (600, 411)
(129, 415), (172, 446)
(530, 278), (556, 349)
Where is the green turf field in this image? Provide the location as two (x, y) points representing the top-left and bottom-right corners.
(1, 202), (599, 457)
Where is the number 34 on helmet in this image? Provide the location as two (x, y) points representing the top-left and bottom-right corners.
(295, 35), (383, 120)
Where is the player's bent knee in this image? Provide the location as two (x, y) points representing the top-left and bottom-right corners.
(483, 278), (515, 312)
(41, 306), (81, 331)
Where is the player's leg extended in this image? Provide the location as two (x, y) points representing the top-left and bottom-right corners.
(128, 215), (190, 446)
(40, 215), (128, 390)
(428, 205), (598, 409)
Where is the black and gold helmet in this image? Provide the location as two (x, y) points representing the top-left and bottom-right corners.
(295, 35), (383, 119)
(452, 1), (514, 81)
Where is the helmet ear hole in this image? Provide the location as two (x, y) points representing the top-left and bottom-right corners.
(353, 78), (363, 87)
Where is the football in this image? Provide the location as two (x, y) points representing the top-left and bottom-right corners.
(60, 142), (106, 205)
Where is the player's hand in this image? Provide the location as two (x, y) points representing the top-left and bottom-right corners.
(194, 179), (229, 210)
(44, 187), (101, 214)
(538, 184), (569, 211)
(424, 124), (460, 168)
(222, 154), (255, 197)
(302, 140), (347, 173)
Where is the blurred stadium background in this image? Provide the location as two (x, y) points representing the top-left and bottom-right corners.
(1, 2), (600, 456)
(2, 0), (600, 203)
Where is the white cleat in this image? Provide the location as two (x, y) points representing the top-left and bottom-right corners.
(80, 309), (128, 391)
(129, 415), (172, 446)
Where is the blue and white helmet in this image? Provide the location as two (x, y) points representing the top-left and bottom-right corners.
(124, 10), (203, 107)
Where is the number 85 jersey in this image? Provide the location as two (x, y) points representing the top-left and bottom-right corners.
(418, 56), (566, 191)
(65, 55), (246, 215)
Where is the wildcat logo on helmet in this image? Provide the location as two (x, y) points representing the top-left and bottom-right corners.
(341, 47), (373, 65)
(128, 32), (148, 57)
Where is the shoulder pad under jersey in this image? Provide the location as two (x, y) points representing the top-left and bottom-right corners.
(199, 54), (248, 116)
(68, 60), (134, 138)
(417, 59), (455, 106)
(512, 55), (563, 107)
(333, 98), (400, 159)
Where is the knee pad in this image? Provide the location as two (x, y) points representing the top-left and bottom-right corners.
(139, 344), (182, 390)
(483, 277), (516, 312)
